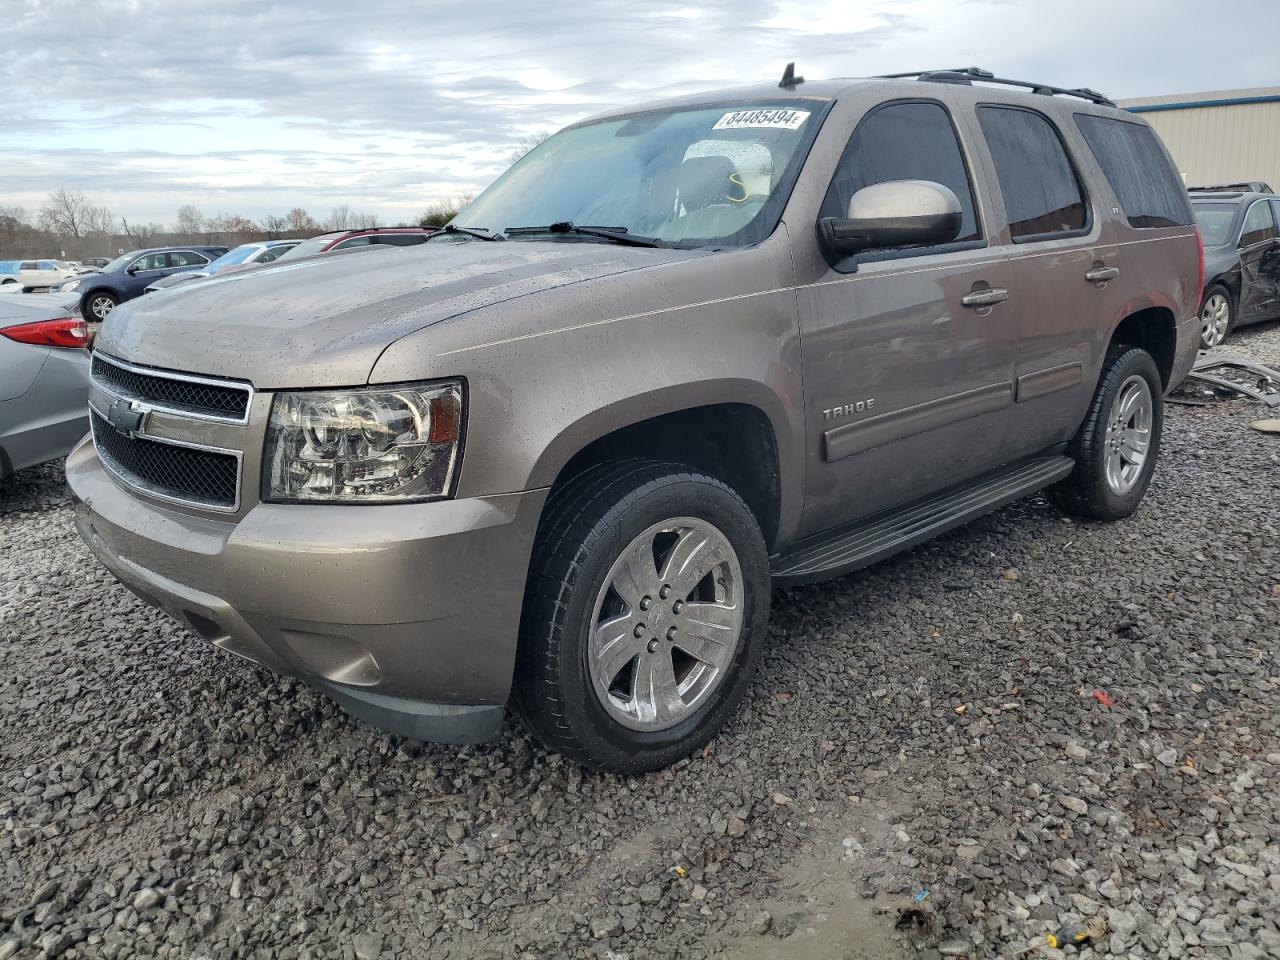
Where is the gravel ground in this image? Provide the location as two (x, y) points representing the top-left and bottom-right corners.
(3, 324), (1279, 960)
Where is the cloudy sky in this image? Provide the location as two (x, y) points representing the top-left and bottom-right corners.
(2, 0), (1276, 228)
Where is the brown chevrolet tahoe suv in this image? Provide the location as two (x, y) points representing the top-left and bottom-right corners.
(68, 67), (1203, 772)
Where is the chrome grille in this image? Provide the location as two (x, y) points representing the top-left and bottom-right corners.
(91, 353), (251, 423)
(90, 408), (241, 511)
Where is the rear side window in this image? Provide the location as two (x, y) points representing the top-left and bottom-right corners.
(977, 106), (1087, 239)
(372, 234), (430, 247)
(821, 100), (981, 246)
(1240, 199), (1277, 246)
(1074, 114), (1192, 228)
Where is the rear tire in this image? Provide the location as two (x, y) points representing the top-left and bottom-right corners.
(1048, 347), (1163, 521)
(514, 460), (769, 773)
(1199, 284), (1233, 349)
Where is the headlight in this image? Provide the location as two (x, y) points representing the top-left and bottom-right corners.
(62, 279), (80, 292)
(263, 381), (464, 503)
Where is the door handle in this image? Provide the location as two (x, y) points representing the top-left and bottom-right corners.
(1085, 265), (1119, 283)
(960, 286), (1009, 308)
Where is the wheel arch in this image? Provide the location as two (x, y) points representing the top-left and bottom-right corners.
(1106, 305), (1178, 389)
(530, 384), (792, 552)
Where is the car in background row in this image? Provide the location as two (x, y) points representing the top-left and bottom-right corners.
(54, 246), (227, 321)
(143, 240), (301, 293)
(0, 259), (81, 292)
(79, 258), (111, 270)
(273, 227), (435, 262)
(1191, 187), (1280, 348)
(0, 295), (90, 479)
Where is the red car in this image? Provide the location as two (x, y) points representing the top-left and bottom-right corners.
(275, 227), (436, 262)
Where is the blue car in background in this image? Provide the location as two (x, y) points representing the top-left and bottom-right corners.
(143, 239), (301, 294)
(55, 245), (227, 321)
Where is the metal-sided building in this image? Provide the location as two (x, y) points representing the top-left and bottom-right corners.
(1118, 87), (1280, 190)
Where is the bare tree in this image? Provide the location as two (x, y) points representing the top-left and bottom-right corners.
(325, 205), (353, 231)
(259, 213), (289, 235)
(175, 205), (204, 238)
(83, 205), (118, 235)
(0, 205), (30, 226)
(121, 219), (164, 247)
(507, 131), (550, 165)
(286, 208), (319, 234)
(351, 211), (381, 229)
(417, 194), (473, 229)
(39, 189), (93, 238)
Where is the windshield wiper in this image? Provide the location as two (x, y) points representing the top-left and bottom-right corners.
(425, 224), (502, 242)
(504, 221), (667, 248)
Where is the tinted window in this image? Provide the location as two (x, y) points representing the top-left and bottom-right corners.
(371, 234), (429, 247)
(1271, 200), (1280, 235)
(170, 251), (210, 267)
(36, 260), (57, 270)
(332, 236), (372, 250)
(257, 245), (294, 263)
(1239, 200), (1277, 246)
(1074, 114), (1192, 228)
(977, 106), (1086, 239)
(1192, 202), (1239, 247)
(132, 253), (168, 271)
(820, 100), (980, 246)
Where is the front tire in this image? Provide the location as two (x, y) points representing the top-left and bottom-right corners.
(514, 461), (770, 773)
(1199, 284), (1233, 349)
(83, 291), (118, 321)
(1048, 347), (1163, 521)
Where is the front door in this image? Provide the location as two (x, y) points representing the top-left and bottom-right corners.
(796, 99), (1017, 537)
(1238, 199), (1279, 323)
(124, 252), (170, 296)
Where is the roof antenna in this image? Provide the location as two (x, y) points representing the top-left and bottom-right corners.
(778, 62), (804, 89)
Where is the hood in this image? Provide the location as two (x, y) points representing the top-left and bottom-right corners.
(97, 241), (704, 388)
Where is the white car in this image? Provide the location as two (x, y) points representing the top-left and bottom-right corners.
(0, 259), (80, 292)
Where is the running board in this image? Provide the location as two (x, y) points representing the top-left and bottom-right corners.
(771, 455), (1074, 586)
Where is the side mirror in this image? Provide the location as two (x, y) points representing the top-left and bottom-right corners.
(818, 180), (963, 258)
(126, 264), (139, 274)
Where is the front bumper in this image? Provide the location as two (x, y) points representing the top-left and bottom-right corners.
(66, 437), (547, 744)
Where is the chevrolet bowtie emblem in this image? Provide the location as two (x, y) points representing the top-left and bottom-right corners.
(106, 398), (147, 437)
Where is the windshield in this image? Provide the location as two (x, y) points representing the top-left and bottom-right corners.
(1193, 203), (1238, 247)
(275, 236), (340, 261)
(101, 252), (138, 272)
(455, 100), (826, 247)
(207, 245), (261, 269)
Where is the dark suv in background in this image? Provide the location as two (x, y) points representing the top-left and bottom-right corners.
(1191, 186), (1280, 348)
(58, 246), (228, 321)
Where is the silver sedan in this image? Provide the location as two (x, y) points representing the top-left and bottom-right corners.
(1, 295), (91, 479)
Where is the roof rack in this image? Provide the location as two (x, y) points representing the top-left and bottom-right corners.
(1187, 181), (1273, 194)
(878, 67), (1115, 107)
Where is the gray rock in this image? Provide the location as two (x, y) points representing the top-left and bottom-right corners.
(353, 931), (384, 959)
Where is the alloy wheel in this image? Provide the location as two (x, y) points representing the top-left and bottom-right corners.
(89, 295), (115, 320)
(1104, 374), (1153, 495)
(587, 517), (744, 732)
(1200, 293), (1229, 348)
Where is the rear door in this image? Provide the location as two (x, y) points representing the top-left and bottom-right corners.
(1238, 199), (1280, 322)
(796, 98), (1018, 535)
(965, 104), (1113, 459)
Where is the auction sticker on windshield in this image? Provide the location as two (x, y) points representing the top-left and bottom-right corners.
(713, 108), (810, 131)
